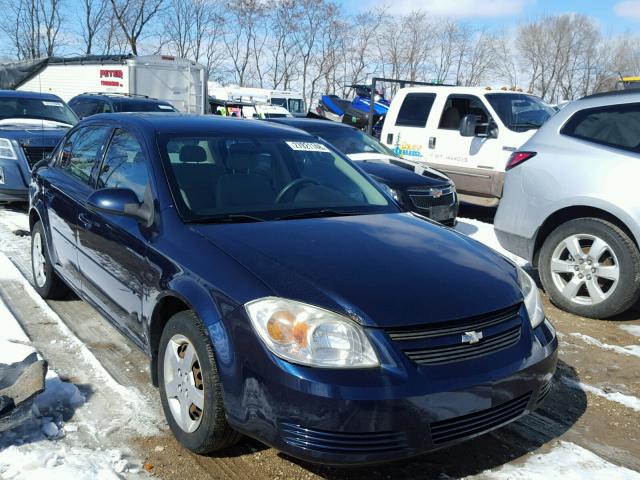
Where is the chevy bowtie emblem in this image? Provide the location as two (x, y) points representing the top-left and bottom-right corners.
(430, 188), (443, 198)
(462, 331), (483, 344)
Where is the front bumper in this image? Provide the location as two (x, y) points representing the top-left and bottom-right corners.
(0, 158), (29, 202)
(219, 308), (558, 465)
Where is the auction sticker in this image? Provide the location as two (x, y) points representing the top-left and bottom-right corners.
(42, 101), (64, 108)
(286, 141), (330, 153)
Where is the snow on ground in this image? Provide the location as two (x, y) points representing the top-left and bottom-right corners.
(455, 218), (528, 267)
(619, 325), (640, 338)
(474, 441), (640, 479)
(562, 377), (640, 412)
(570, 332), (640, 358)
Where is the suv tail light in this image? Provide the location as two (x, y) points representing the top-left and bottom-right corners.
(506, 151), (536, 170)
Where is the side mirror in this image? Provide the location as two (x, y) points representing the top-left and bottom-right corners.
(459, 114), (479, 137)
(87, 188), (153, 226)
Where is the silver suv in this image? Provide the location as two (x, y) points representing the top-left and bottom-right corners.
(495, 90), (640, 319)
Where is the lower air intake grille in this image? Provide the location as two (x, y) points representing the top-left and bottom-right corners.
(280, 423), (408, 454)
(537, 379), (553, 404)
(430, 392), (531, 445)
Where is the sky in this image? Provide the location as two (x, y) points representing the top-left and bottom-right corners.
(339, 0), (640, 33)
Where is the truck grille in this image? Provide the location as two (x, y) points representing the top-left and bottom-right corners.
(22, 146), (54, 169)
(430, 392), (531, 445)
(408, 185), (455, 209)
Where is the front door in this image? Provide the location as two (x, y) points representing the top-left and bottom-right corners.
(77, 128), (152, 346)
(429, 94), (503, 199)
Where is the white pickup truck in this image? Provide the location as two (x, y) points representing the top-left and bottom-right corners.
(380, 87), (555, 206)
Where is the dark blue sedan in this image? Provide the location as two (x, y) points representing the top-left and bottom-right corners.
(29, 114), (557, 465)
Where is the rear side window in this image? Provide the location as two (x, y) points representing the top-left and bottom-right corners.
(97, 129), (149, 202)
(58, 126), (110, 184)
(561, 103), (640, 153)
(395, 93), (436, 128)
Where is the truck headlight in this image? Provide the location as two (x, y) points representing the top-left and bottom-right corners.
(517, 267), (545, 328)
(0, 138), (17, 160)
(245, 297), (379, 368)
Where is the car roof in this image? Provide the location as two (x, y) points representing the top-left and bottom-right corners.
(397, 86), (532, 96)
(268, 118), (354, 131)
(81, 113), (316, 136)
(0, 89), (63, 101)
(74, 93), (171, 104)
(578, 89), (640, 102)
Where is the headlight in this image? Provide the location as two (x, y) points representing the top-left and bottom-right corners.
(245, 297), (379, 368)
(517, 267), (545, 328)
(0, 138), (17, 160)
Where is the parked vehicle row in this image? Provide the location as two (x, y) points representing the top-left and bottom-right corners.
(28, 112), (557, 465)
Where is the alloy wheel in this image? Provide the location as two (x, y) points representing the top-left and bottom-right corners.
(550, 233), (620, 306)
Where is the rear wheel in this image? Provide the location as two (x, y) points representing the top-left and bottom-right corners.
(539, 218), (640, 319)
(31, 221), (69, 299)
(158, 311), (241, 453)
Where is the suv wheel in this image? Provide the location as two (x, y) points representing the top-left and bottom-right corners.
(158, 311), (241, 453)
(31, 221), (69, 299)
(539, 218), (640, 319)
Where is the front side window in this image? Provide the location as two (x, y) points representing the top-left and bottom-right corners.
(560, 102), (640, 153)
(438, 95), (489, 130)
(0, 95), (78, 126)
(486, 93), (555, 132)
(158, 134), (395, 222)
(98, 129), (149, 201)
(58, 126), (110, 184)
(395, 93), (436, 128)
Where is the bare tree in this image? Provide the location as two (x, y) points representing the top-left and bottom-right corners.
(268, 0), (301, 90)
(108, 0), (163, 55)
(80, 0), (108, 54)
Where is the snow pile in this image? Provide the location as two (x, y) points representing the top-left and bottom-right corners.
(562, 377), (640, 412)
(0, 445), (139, 480)
(477, 441), (640, 479)
(570, 332), (640, 358)
(455, 218), (528, 267)
(619, 325), (640, 338)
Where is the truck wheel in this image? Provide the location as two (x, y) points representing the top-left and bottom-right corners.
(31, 221), (69, 299)
(158, 310), (241, 453)
(539, 218), (640, 319)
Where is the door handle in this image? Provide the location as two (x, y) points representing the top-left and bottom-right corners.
(428, 137), (436, 149)
(78, 213), (95, 230)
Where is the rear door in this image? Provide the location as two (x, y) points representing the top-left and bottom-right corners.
(43, 125), (111, 287)
(383, 92), (436, 162)
(77, 127), (152, 345)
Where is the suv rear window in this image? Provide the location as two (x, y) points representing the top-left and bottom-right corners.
(561, 103), (640, 153)
(395, 93), (435, 128)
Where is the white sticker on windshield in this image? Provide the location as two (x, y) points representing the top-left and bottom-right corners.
(42, 101), (63, 108)
(158, 105), (174, 110)
(286, 141), (330, 153)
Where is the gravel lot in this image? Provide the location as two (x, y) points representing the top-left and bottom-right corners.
(0, 203), (638, 479)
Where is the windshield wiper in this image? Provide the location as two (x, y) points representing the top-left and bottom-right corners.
(275, 209), (361, 221)
(187, 214), (267, 224)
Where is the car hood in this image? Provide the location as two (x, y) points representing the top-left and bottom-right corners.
(349, 153), (451, 187)
(0, 124), (68, 148)
(192, 213), (522, 328)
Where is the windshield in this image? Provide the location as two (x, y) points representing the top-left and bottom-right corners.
(308, 126), (395, 156)
(0, 95), (78, 126)
(485, 93), (555, 132)
(158, 134), (395, 222)
(114, 101), (177, 113)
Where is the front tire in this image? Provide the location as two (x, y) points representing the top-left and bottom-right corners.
(31, 221), (69, 299)
(158, 311), (241, 453)
(539, 218), (640, 319)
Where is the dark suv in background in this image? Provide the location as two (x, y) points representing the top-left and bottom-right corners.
(0, 90), (77, 202)
(68, 93), (177, 119)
